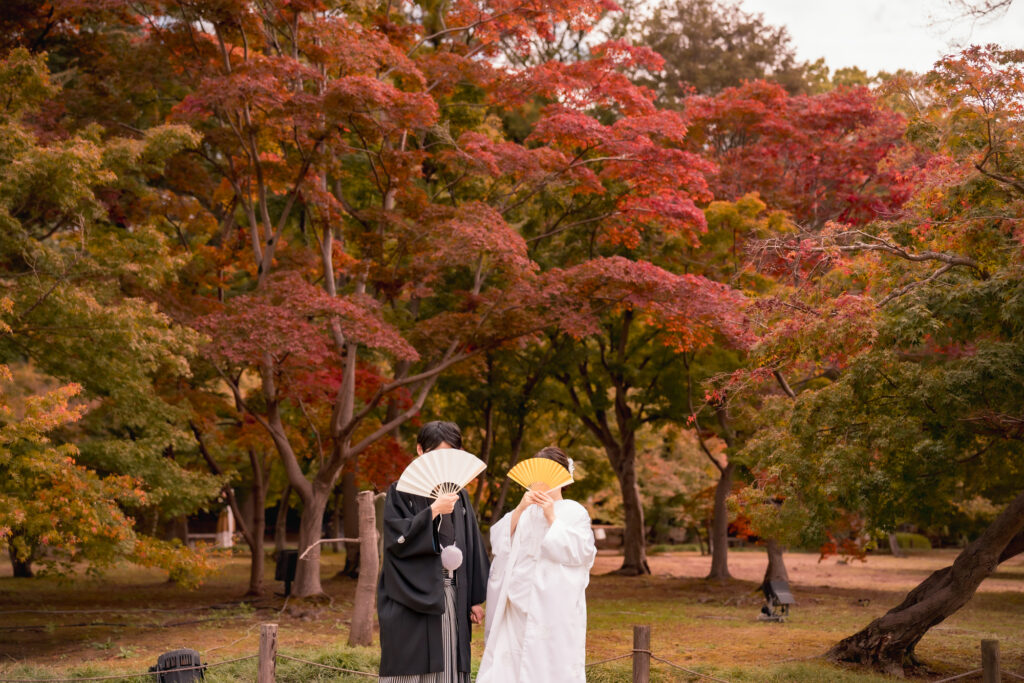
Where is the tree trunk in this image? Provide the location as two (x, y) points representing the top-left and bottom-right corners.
(828, 488), (1024, 675)
(341, 470), (360, 578)
(613, 440), (650, 576)
(8, 546), (33, 578)
(248, 519), (266, 596)
(330, 489), (343, 553)
(763, 538), (789, 585)
(888, 532), (905, 558)
(166, 515), (189, 544)
(692, 525), (707, 556)
(473, 390), (494, 511)
(999, 527), (1024, 563)
(293, 484), (330, 597)
(191, 427), (269, 596)
(245, 453), (268, 596)
(348, 490), (380, 646)
(274, 483), (291, 553)
(707, 462), (734, 581)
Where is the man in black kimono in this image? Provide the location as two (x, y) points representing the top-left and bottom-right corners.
(377, 422), (489, 682)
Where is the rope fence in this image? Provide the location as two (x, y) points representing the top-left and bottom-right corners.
(926, 638), (1016, 683)
(651, 654), (733, 683)
(583, 652), (633, 667)
(929, 669), (982, 683)
(1, 626), (1019, 683)
(277, 653), (377, 678)
(0, 655), (257, 682)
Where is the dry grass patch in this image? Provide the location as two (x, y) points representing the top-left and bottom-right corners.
(1, 548), (1022, 681)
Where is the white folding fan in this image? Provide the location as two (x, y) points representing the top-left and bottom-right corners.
(507, 457), (573, 492)
(396, 448), (486, 498)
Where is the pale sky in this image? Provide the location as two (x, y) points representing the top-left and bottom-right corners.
(739, 0), (1024, 74)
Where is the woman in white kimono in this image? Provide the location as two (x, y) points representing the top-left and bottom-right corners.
(476, 446), (597, 683)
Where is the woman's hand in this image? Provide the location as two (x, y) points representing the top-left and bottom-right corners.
(516, 491), (536, 511)
(532, 490), (556, 525)
(510, 491), (536, 536)
(430, 493), (459, 519)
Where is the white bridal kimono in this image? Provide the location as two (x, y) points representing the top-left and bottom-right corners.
(476, 499), (597, 683)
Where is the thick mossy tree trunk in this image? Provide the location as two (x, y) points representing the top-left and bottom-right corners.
(828, 489), (1024, 674)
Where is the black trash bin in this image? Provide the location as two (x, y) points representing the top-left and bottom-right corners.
(148, 648), (205, 682)
(275, 549), (299, 596)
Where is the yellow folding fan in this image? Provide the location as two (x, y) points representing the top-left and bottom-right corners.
(507, 457), (573, 492)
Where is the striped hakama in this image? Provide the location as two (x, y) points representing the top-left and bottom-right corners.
(379, 570), (470, 683)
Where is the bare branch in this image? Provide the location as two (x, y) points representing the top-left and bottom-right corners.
(340, 347), (472, 438)
(755, 229), (989, 283)
(407, 3), (529, 56)
(773, 370), (797, 398)
(877, 263), (956, 306)
(947, 0), (1014, 20)
(190, 422), (255, 548)
(344, 365), (449, 459)
(974, 160), (1024, 197)
(684, 356), (725, 473)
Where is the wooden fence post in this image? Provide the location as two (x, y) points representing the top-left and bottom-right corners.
(633, 624), (650, 683)
(348, 490), (380, 646)
(258, 623), (277, 683)
(981, 639), (1000, 683)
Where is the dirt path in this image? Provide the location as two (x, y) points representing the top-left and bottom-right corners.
(593, 548), (1024, 594)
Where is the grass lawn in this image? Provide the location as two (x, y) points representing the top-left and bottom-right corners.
(1, 548), (1022, 681)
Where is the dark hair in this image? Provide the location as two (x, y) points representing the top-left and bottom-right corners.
(534, 446), (569, 469)
(417, 421), (463, 452)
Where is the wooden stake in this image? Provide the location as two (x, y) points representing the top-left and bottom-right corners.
(258, 623), (277, 683)
(981, 639), (1000, 683)
(348, 490), (380, 646)
(633, 624), (651, 683)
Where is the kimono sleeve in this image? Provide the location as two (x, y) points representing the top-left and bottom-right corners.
(383, 490), (439, 559)
(489, 513), (512, 558)
(379, 486), (444, 614)
(540, 502), (597, 568)
(461, 491), (490, 607)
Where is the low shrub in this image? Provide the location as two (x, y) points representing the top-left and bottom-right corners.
(895, 532), (932, 551)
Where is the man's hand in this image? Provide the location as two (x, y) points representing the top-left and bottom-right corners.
(430, 492), (458, 518)
(470, 604), (484, 624)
